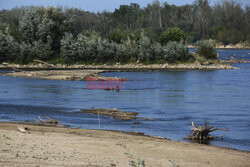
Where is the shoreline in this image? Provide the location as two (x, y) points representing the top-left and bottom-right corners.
(0, 63), (238, 81)
(0, 122), (249, 166)
(188, 45), (250, 50)
(0, 62), (238, 70)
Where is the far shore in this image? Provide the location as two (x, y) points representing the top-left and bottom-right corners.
(0, 63), (238, 81)
(0, 122), (249, 167)
(188, 44), (250, 50)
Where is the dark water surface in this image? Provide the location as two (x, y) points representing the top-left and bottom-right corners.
(1, 50), (250, 151)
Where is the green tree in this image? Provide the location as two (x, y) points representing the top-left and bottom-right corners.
(18, 7), (44, 43)
(195, 40), (217, 59)
(159, 27), (186, 45)
(0, 30), (20, 63)
(106, 29), (127, 43)
(163, 41), (189, 62)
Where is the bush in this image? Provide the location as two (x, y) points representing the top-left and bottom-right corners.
(19, 42), (35, 63)
(33, 38), (53, 61)
(0, 30), (20, 63)
(163, 41), (189, 63)
(159, 27), (186, 46)
(106, 29), (127, 44)
(60, 30), (191, 64)
(60, 33), (77, 63)
(195, 40), (217, 59)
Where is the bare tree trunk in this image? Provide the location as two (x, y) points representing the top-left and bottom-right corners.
(159, 7), (162, 29)
(126, 13), (129, 30)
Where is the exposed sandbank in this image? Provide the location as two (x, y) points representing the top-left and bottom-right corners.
(0, 122), (249, 167)
(0, 69), (117, 81)
(0, 63), (238, 81)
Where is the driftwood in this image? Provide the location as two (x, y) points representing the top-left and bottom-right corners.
(2, 62), (23, 72)
(37, 116), (58, 124)
(76, 108), (138, 121)
(33, 59), (54, 67)
(183, 120), (229, 142)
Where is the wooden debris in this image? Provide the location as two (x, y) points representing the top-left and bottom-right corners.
(183, 120), (229, 142)
(18, 127), (30, 134)
(76, 108), (138, 121)
(37, 116), (58, 124)
(2, 62), (23, 72)
(33, 59), (54, 68)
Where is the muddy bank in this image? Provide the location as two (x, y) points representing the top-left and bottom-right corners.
(76, 108), (138, 121)
(0, 122), (250, 167)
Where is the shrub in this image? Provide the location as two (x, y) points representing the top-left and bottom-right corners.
(60, 33), (77, 63)
(138, 31), (151, 62)
(0, 30), (20, 63)
(163, 41), (189, 63)
(19, 42), (35, 63)
(60, 30), (191, 64)
(106, 29), (127, 44)
(195, 40), (217, 59)
(33, 38), (53, 61)
(159, 27), (186, 45)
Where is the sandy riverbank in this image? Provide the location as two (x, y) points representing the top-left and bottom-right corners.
(0, 63), (238, 81)
(0, 122), (249, 167)
(188, 42), (250, 49)
(0, 69), (118, 81)
(0, 62), (237, 70)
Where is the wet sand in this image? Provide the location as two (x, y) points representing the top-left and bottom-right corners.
(0, 62), (238, 81)
(0, 69), (118, 81)
(0, 122), (249, 167)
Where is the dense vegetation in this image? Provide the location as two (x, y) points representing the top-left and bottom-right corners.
(195, 40), (217, 59)
(0, 0), (249, 64)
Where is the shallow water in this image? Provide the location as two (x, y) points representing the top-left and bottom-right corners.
(1, 50), (250, 151)
(189, 48), (250, 61)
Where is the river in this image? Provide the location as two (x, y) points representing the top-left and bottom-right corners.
(0, 49), (250, 151)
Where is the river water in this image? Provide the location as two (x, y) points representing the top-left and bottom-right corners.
(0, 49), (250, 151)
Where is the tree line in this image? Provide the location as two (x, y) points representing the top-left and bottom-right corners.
(0, 0), (249, 64)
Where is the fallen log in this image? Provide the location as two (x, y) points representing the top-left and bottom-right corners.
(76, 108), (138, 121)
(33, 59), (54, 67)
(37, 116), (58, 124)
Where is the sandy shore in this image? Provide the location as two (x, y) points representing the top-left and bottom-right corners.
(0, 62), (237, 71)
(0, 63), (238, 81)
(188, 44), (250, 49)
(0, 122), (249, 167)
(0, 69), (119, 81)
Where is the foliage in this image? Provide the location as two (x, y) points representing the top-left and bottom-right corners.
(163, 41), (189, 62)
(0, 0), (249, 46)
(195, 40), (217, 59)
(106, 29), (127, 44)
(0, 30), (20, 63)
(159, 27), (186, 45)
(0, 1), (248, 64)
(60, 29), (191, 64)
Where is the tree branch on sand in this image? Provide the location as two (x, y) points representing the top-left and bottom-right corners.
(37, 116), (58, 124)
(183, 120), (230, 142)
